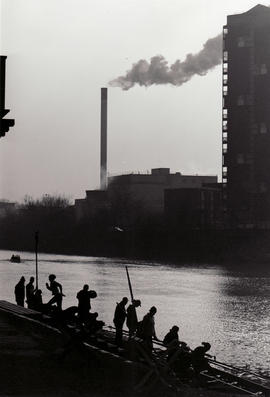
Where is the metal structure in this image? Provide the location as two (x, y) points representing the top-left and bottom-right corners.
(0, 56), (15, 137)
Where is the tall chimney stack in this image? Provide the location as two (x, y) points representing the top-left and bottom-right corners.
(100, 87), (107, 190)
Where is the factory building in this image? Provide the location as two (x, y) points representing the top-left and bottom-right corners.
(222, 5), (270, 228)
(108, 168), (217, 214)
(164, 185), (223, 230)
(74, 168), (217, 221)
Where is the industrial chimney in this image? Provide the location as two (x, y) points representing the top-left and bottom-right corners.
(100, 87), (107, 190)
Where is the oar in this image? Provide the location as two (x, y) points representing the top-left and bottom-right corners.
(208, 358), (270, 381)
(125, 266), (134, 302)
(35, 231), (39, 289)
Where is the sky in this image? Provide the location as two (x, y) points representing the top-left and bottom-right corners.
(0, 0), (267, 203)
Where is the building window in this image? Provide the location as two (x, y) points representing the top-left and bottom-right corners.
(237, 36), (252, 47)
(260, 122), (267, 134)
(223, 86), (228, 96)
(260, 64), (267, 75)
(223, 51), (228, 62)
(237, 154), (244, 164)
(246, 154), (253, 165)
(237, 95), (245, 106)
(251, 124), (258, 135)
(259, 182), (267, 192)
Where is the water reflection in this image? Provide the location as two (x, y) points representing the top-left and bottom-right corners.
(0, 249), (269, 373)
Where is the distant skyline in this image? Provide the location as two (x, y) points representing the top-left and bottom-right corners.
(0, 0), (266, 202)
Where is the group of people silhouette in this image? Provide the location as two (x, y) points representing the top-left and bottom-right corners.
(113, 296), (213, 376)
(14, 275), (212, 376)
(14, 274), (64, 311)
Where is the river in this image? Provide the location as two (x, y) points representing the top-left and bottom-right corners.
(0, 249), (270, 374)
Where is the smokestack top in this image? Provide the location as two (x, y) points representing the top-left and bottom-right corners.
(101, 87), (107, 99)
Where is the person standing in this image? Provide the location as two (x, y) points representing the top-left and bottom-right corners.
(76, 284), (97, 323)
(126, 299), (141, 338)
(140, 306), (159, 352)
(26, 276), (35, 309)
(14, 276), (25, 307)
(113, 297), (128, 346)
(46, 274), (64, 310)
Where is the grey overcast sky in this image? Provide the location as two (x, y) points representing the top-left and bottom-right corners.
(0, 0), (266, 202)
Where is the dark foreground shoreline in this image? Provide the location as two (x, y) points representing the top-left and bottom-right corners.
(0, 303), (244, 397)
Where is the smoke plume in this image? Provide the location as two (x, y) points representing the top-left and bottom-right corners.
(110, 34), (222, 90)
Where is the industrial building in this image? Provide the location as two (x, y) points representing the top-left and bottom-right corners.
(108, 168), (217, 214)
(74, 169), (217, 220)
(222, 5), (270, 228)
(164, 185), (222, 230)
(74, 87), (219, 222)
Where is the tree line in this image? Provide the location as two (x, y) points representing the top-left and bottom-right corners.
(0, 194), (269, 263)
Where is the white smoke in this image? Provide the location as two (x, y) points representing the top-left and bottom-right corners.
(110, 34), (222, 90)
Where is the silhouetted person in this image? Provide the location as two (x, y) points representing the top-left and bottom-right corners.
(168, 342), (192, 379)
(163, 325), (179, 346)
(46, 274), (64, 310)
(113, 297), (128, 346)
(76, 284), (97, 323)
(163, 325), (181, 363)
(32, 289), (44, 312)
(59, 306), (79, 324)
(26, 276), (35, 309)
(126, 299), (141, 338)
(191, 342), (212, 374)
(139, 306), (159, 353)
(14, 276), (25, 306)
(87, 312), (105, 334)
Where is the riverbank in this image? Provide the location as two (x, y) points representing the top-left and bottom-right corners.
(2, 227), (270, 265)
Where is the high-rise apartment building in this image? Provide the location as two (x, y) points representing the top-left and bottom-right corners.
(222, 5), (270, 228)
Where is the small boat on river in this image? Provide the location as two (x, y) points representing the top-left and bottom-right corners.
(10, 254), (21, 263)
(0, 300), (269, 396)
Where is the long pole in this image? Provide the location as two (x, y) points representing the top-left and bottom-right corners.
(35, 231), (39, 289)
(125, 266), (134, 301)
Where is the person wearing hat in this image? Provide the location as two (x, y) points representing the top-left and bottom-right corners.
(126, 299), (141, 338)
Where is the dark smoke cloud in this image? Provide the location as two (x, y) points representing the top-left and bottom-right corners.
(110, 34), (222, 90)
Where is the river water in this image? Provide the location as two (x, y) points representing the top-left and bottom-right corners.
(0, 249), (270, 374)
